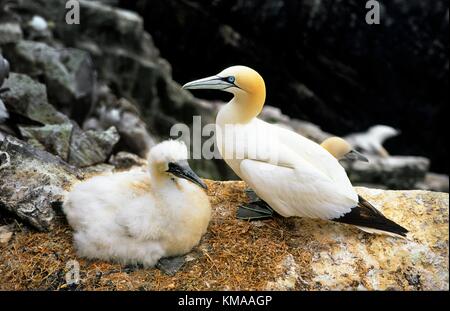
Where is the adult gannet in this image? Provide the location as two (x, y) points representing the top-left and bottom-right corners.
(63, 140), (211, 267)
(345, 125), (400, 157)
(236, 136), (369, 221)
(183, 66), (407, 237)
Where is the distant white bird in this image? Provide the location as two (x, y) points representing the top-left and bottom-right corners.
(63, 140), (211, 267)
(28, 15), (48, 32)
(183, 66), (407, 237)
(345, 125), (400, 158)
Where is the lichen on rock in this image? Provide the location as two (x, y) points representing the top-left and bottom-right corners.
(0, 136), (82, 231)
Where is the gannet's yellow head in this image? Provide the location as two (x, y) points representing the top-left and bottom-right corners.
(182, 65), (265, 98)
(321, 137), (369, 162)
(183, 66), (266, 121)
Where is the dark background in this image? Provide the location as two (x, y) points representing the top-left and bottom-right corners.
(120, 0), (449, 174)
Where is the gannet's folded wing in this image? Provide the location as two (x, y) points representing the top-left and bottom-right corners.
(239, 157), (357, 220)
(267, 121), (357, 200)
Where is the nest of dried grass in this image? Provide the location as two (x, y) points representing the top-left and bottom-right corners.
(0, 180), (319, 290)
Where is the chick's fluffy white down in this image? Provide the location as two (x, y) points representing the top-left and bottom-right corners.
(63, 169), (211, 267)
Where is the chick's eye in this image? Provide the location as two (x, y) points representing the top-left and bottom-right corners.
(227, 76), (235, 83)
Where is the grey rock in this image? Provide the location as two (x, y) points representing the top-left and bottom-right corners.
(85, 96), (155, 158)
(0, 136), (82, 231)
(81, 163), (115, 176)
(68, 126), (119, 167)
(0, 98), (8, 123)
(1, 73), (68, 124)
(416, 173), (449, 193)
(156, 256), (186, 276)
(10, 0), (201, 129)
(0, 120), (14, 142)
(2, 73), (119, 166)
(7, 0), (225, 178)
(4, 41), (96, 123)
(0, 54), (10, 87)
(342, 156), (430, 190)
(0, 22), (22, 45)
(117, 110), (155, 157)
(109, 151), (147, 170)
(19, 123), (73, 160)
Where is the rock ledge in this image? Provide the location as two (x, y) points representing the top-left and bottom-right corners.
(0, 180), (448, 290)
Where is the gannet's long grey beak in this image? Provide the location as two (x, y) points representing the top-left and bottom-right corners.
(167, 161), (208, 189)
(182, 75), (233, 90)
(344, 150), (369, 163)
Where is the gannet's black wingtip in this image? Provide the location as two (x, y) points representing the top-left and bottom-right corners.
(333, 195), (408, 237)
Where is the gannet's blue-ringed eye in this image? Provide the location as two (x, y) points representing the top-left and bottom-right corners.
(227, 76), (235, 83)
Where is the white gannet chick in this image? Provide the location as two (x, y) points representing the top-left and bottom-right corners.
(345, 125), (400, 157)
(321, 136), (369, 162)
(63, 140), (211, 267)
(183, 66), (407, 237)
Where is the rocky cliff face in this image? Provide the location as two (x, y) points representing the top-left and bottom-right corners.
(0, 180), (448, 290)
(0, 136), (81, 231)
(1, 0), (236, 179)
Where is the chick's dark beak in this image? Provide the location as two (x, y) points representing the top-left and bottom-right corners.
(167, 161), (207, 190)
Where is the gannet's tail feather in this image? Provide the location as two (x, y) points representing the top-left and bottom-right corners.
(333, 195), (408, 238)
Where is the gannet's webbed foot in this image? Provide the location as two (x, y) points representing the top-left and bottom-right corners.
(238, 188), (274, 220)
(237, 201), (274, 220)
